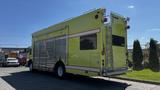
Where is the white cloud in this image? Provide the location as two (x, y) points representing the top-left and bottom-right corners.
(128, 5), (135, 9)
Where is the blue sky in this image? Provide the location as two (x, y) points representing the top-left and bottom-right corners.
(0, 0), (160, 48)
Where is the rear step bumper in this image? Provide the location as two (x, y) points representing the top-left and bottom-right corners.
(103, 67), (128, 76)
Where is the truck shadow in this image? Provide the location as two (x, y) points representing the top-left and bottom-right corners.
(1, 71), (130, 90)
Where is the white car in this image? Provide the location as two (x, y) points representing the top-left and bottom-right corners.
(5, 58), (19, 66)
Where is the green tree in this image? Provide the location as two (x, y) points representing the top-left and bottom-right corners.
(132, 40), (143, 70)
(149, 39), (159, 72)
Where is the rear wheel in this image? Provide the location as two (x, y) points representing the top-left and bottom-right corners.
(55, 65), (65, 78)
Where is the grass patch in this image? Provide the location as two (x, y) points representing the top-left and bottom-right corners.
(120, 69), (160, 83)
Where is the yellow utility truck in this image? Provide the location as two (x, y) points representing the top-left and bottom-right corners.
(30, 8), (130, 78)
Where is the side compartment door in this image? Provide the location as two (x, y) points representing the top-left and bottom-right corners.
(80, 33), (100, 68)
(55, 38), (67, 63)
(46, 39), (56, 69)
(33, 41), (40, 69)
(39, 41), (48, 70)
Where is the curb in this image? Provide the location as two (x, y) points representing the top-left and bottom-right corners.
(112, 76), (160, 85)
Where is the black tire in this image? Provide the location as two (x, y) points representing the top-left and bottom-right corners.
(55, 65), (65, 78)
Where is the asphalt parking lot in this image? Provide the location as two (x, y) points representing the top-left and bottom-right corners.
(0, 67), (159, 90)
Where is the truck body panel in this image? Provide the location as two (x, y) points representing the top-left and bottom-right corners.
(31, 8), (128, 76)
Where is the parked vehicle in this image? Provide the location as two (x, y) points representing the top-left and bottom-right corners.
(5, 58), (19, 66)
(19, 57), (27, 66)
(0, 54), (5, 66)
(29, 8), (130, 78)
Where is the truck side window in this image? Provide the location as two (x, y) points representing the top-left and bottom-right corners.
(80, 34), (97, 50)
(112, 35), (125, 47)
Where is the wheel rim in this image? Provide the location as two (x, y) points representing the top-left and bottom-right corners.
(57, 66), (63, 77)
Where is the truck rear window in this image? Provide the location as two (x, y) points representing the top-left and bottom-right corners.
(112, 35), (125, 47)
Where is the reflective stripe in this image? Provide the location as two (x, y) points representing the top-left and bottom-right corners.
(52, 29), (100, 40)
(66, 66), (100, 72)
(55, 36), (67, 40)
(69, 29), (100, 38)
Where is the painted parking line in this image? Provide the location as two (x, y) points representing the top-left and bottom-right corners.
(0, 78), (15, 90)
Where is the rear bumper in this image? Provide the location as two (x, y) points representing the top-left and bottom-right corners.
(6, 62), (19, 66)
(103, 67), (128, 76)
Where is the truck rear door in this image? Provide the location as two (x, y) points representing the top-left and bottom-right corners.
(110, 12), (128, 72)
